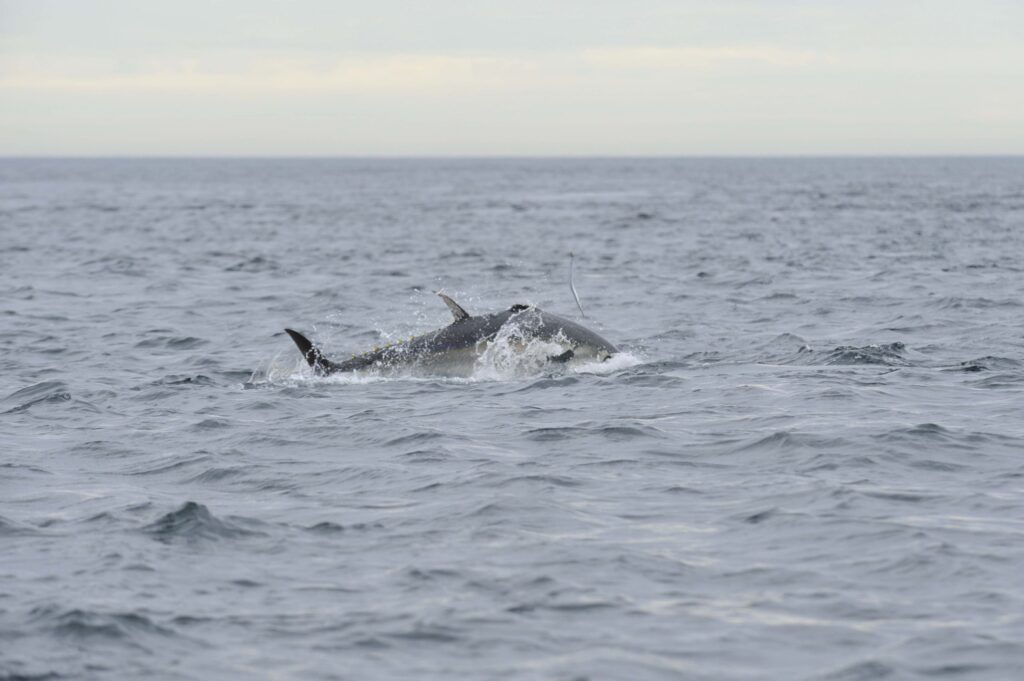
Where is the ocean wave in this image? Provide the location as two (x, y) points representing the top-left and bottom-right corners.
(141, 502), (261, 542)
(1, 381), (72, 414)
(823, 342), (910, 366)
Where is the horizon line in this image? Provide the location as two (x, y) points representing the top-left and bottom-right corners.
(2, 153), (1023, 161)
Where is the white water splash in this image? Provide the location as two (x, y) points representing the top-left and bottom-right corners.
(569, 350), (643, 375)
(253, 342), (642, 386)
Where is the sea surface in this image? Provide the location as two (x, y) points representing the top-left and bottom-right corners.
(1, 158), (1023, 680)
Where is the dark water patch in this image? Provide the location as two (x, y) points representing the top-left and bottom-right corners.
(127, 453), (211, 476)
(371, 268), (409, 278)
(275, 386), (336, 400)
(494, 474), (581, 489)
(402, 567), (463, 582)
(87, 203), (120, 213)
(0, 514), (42, 536)
(133, 335), (208, 350)
(141, 501), (260, 542)
(384, 431), (448, 447)
(121, 501), (155, 516)
(616, 372), (687, 388)
(756, 333), (814, 364)
(225, 256), (277, 272)
(463, 501), (514, 519)
(190, 417), (232, 431)
(440, 249), (486, 259)
(1, 381), (72, 414)
(966, 373), (1024, 389)
(908, 459), (969, 472)
(573, 457), (641, 469)
(801, 453), (879, 472)
(950, 356), (1020, 372)
(951, 363), (983, 373)
(306, 521), (346, 534)
(143, 374), (216, 388)
(760, 291), (799, 301)
(29, 605), (175, 642)
(872, 423), (985, 451)
(739, 507), (780, 524)
(507, 597), (619, 614)
(507, 375), (581, 393)
(231, 433), (306, 449)
(883, 422), (949, 438)
(661, 484), (704, 495)
(860, 489), (944, 504)
(385, 623), (461, 644)
(82, 255), (147, 276)
(129, 388), (179, 402)
(760, 332), (810, 350)
(600, 424), (665, 440)
(185, 466), (248, 484)
(33, 341), (72, 355)
(0, 671), (64, 681)
(397, 448), (451, 463)
(522, 425), (590, 441)
(813, 659), (896, 680)
(523, 422), (663, 442)
(409, 481), (444, 493)
(812, 386), (857, 400)
(347, 636), (391, 649)
(729, 430), (847, 456)
(247, 477), (304, 493)
(929, 296), (1022, 310)
(81, 511), (137, 528)
(67, 397), (104, 414)
(917, 663), (992, 677)
(823, 342), (910, 366)
(638, 359), (696, 373)
(222, 369), (256, 384)
(0, 283), (34, 295)
(642, 448), (735, 468)
(0, 461), (50, 474)
(860, 550), (951, 578)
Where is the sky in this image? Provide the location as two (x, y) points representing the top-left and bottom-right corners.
(0, 0), (1021, 156)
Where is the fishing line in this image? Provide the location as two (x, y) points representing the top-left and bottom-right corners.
(569, 252), (586, 319)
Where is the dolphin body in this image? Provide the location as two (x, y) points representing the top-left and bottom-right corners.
(285, 294), (617, 377)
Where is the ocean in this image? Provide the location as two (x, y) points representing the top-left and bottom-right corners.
(2, 157), (1022, 680)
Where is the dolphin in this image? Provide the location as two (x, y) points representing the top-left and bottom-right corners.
(285, 293), (617, 376)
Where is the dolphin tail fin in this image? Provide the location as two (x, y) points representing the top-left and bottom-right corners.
(284, 328), (338, 375)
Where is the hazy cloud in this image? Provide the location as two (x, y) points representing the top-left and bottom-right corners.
(1, 0), (1021, 155)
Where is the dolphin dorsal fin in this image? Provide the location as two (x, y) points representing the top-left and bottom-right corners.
(437, 292), (470, 323)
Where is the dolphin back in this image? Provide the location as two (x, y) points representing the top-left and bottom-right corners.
(284, 304), (617, 376)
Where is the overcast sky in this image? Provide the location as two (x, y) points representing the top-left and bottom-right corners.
(1, 0), (1021, 156)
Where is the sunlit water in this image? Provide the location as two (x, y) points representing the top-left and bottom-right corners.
(2, 158), (1023, 680)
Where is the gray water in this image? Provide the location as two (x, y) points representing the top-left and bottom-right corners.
(2, 158), (1023, 680)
